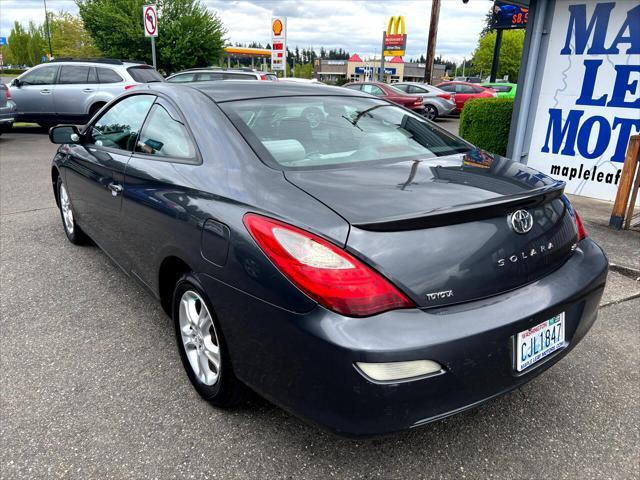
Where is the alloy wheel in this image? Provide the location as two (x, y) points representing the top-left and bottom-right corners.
(178, 290), (221, 386)
(60, 183), (74, 234)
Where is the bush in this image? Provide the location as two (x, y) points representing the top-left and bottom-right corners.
(1, 69), (26, 75)
(459, 97), (514, 156)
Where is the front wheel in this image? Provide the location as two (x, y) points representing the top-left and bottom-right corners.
(57, 177), (90, 245)
(423, 105), (438, 121)
(172, 275), (247, 407)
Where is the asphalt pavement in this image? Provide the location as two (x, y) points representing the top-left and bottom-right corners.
(1, 130), (639, 480)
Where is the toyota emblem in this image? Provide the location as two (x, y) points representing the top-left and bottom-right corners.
(510, 209), (534, 234)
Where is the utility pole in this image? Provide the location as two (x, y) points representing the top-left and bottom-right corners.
(379, 31), (386, 82)
(43, 0), (53, 59)
(490, 29), (503, 82)
(462, 58), (466, 77)
(423, 0), (441, 84)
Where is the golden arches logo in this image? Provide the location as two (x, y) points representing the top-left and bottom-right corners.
(387, 16), (406, 35)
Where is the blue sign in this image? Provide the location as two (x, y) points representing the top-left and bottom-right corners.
(355, 66), (397, 75)
(0, 37), (7, 46)
(490, 1), (528, 29)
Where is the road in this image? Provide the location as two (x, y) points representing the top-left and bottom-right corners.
(1, 130), (638, 480)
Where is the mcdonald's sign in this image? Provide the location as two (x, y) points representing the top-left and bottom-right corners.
(384, 16), (407, 57)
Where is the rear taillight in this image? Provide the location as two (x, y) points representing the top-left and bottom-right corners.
(5, 88), (11, 100)
(413, 98), (422, 106)
(124, 84), (138, 90)
(437, 93), (451, 100)
(574, 209), (588, 241)
(243, 214), (415, 317)
(260, 74), (267, 80)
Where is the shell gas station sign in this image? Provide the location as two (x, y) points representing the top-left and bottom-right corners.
(271, 17), (287, 71)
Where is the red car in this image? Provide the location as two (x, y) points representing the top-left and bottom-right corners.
(436, 81), (497, 112)
(344, 82), (425, 114)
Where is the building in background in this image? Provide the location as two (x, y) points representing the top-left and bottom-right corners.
(314, 54), (446, 84)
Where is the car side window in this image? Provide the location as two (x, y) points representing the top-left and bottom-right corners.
(395, 84), (409, 92)
(97, 67), (124, 84)
(167, 73), (196, 83)
(408, 85), (426, 94)
(19, 65), (58, 85)
(195, 72), (223, 81)
(438, 84), (454, 92)
(222, 73), (254, 80)
(88, 94), (155, 151)
(455, 84), (474, 94)
(135, 103), (196, 160)
(362, 84), (384, 96)
(344, 84), (362, 91)
(59, 66), (91, 84)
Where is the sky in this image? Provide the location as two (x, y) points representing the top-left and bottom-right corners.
(0, 0), (491, 62)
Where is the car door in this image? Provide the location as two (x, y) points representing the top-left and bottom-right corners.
(63, 94), (156, 267)
(11, 64), (59, 119)
(121, 98), (200, 288)
(54, 65), (99, 120)
(454, 83), (476, 110)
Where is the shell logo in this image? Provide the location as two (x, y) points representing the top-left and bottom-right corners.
(272, 19), (283, 36)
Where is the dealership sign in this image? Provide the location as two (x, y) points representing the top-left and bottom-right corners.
(527, 1), (639, 202)
(271, 17), (287, 71)
(384, 16), (407, 57)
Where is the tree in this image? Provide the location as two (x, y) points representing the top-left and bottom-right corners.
(5, 21), (45, 66)
(77, 0), (226, 73)
(48, 12), (101, 58)
(470, 29), (525, 81)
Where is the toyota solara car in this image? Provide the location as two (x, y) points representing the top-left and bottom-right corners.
(48, 82), (608, 437)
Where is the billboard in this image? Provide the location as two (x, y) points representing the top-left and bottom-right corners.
(384, 16), (407, 57)
(525, 1), (639, 202)
(490, 1), (529, 30)
(271, 17), (287, 71)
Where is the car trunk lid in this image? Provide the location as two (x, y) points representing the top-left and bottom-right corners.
(284, 153), (580, 308)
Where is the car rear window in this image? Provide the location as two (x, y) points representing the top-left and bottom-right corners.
(491, 85), (513, 92)
(222, 73), (256, 80)
(127, 66), (164, 83)
(221, 96), (470, 170)
(98, 67), (124, 83)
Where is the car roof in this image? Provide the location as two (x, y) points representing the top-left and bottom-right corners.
(145, 81), (370, 102)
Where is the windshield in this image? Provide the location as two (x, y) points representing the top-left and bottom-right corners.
(221, 96), (470, 169)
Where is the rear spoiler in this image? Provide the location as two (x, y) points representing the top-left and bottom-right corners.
(353, 182), (566, 232)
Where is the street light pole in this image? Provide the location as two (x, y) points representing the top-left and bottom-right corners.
(43, 0), (53, 59)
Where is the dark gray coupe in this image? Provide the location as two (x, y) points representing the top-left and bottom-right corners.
(49, 82), (608, 436)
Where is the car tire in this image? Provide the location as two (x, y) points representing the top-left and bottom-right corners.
(424, 105), (438, 121)
(172, 274), (247, 407)
(88, 102), (106, 121)
(56, 177), (90, 245)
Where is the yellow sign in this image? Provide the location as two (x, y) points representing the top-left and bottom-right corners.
(384, 16), (407, 57)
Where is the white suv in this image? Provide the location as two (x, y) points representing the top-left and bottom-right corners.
(9, 58), (164, 127)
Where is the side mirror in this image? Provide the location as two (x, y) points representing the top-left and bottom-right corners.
(11, 78), (21, 88)
(49, 125), (82, 144)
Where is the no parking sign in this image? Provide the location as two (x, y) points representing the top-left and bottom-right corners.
(143, 5), (158, 37)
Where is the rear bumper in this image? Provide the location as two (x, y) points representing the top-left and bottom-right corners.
(199, 238), (608, 437)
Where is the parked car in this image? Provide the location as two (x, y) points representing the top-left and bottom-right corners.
(9, 58), (164, 127)
(436, 81), (497, 113)
(343, 81), (425, 114)
(393, 82), (456, 120)
(0, 83), (17, 135)
(167, 68), (278, 83)
(48, 81), (607, 437)
(453, 76), (482, 83)
(481, 82), (518, 98)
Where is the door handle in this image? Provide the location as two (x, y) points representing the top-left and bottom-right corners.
(40, 89), (51, 94)
(108, 182), (123, 197)
(82, 88), (94, 93)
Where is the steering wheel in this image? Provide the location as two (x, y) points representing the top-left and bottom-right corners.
(301, 107), (324, 129)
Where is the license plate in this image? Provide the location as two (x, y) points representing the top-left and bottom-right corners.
(516, 313), (565, 372)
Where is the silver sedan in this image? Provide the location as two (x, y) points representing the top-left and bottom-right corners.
(394, 82), (457, 120)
